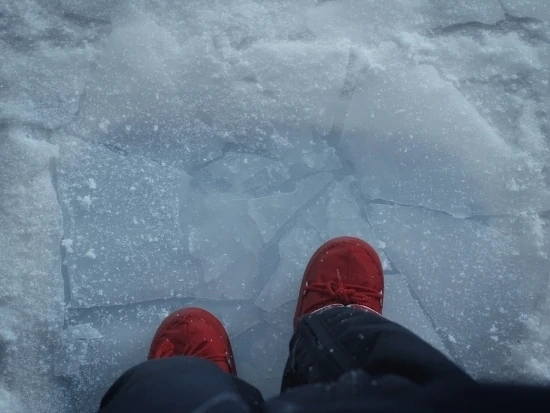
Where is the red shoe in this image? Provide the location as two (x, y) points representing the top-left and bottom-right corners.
(148, 307), (237, 375)
(294, 236), (384, 328)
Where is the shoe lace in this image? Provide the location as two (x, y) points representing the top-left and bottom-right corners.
(304, 269), (382, 309)
(154, 338), (228, 366)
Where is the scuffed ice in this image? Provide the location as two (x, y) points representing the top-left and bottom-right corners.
(339, 43), (550, 217)
(0, 1), (106, 129)
(55, 134), (201, 307)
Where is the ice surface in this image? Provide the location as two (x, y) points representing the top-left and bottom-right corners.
(0, 1), (107, 129)
(2, 0), (550, 411)
(249, 173), (333, 243)
(367, 204), (547, 377)
(66, 1), (351, 170)
(59, 0), (120, 21)
(55, 134), (201, 307)
(384, 274), (450, 358)
(393, 14), (550, 176)
(255, 220), (323, 312)
(339, 42), (550, 216)
(506, 0), (550, 21)
(306, 0), (429, 46)
(305, 177), (394, 272)
(187, 193), (261, 286)
(427, 0), (504, 26)
(232, 319), (292, 398)
(196, 152), (288, 195)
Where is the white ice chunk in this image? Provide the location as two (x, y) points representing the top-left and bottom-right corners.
(396, 30), (550, 170)
(66, 16), (226, 169)
(367, 204), (545, 377)
(249, 173), (333, 242)
(340, 45), (550, 216)
(66, 7), (350, 169)
(55, 134), (200, 307)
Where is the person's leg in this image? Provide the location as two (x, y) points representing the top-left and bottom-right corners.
(282, 236), (472, 390)
(98, 307), (263, 413)
(268, 237), (550, 412)
(282, 306), (473, 390)
(274, 309), (550, 413)
(100, 357), (262, 413)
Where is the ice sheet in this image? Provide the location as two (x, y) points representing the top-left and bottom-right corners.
(0, 1), (107, 129)
(367, 204), (547, 377)
(427, 0), (504, 26)
(340, 43), (550, 216)
(55, 134), (200, 307)
(506, 0), (550, 21)
(65, 1), (351, 171)
(384, 274), (450, 358)
(255, 221), (323, 312)
(306, 0), (429, 46)
(249, 173), (333, 243)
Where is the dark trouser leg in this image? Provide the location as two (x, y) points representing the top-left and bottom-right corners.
(271, 307), (550, 413)
(99, 357), (264, 413)
(282, 306), (473, 391)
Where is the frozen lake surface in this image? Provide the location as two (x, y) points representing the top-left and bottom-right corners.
(1, 1), (550, 411)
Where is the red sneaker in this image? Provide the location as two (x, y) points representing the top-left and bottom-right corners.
(294, 236), (384, 328)
(148, 307), (237, 375)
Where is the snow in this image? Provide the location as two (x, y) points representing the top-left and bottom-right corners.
(0, 127), (68, 412)
(1, 0), (550, 411)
